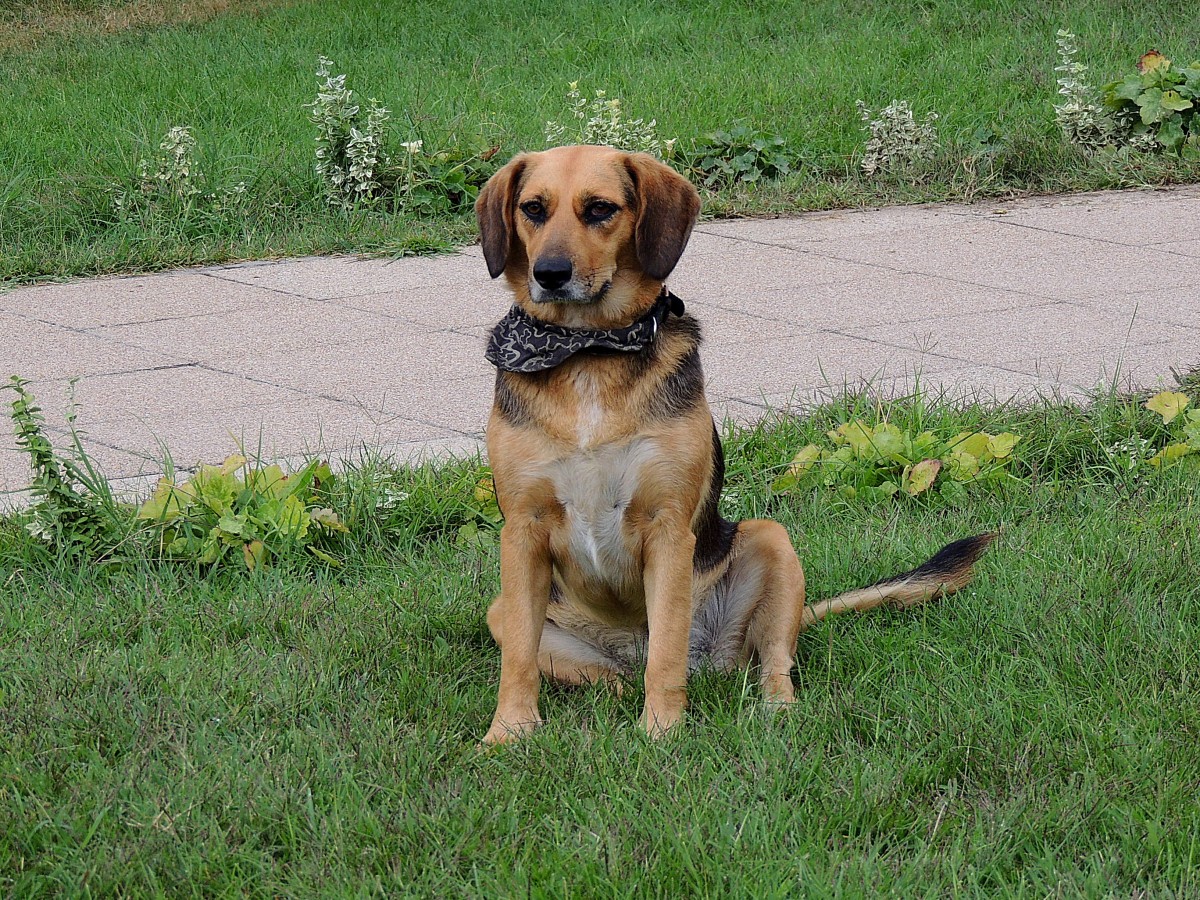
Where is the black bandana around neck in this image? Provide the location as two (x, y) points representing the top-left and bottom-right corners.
(485, 291), (686, 374)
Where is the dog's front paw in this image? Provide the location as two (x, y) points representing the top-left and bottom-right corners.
(639, 700), (685, 739)
(480, 712), (543, 747)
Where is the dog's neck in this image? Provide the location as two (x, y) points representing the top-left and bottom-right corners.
(486, 288), (685, 375)
(506, 274), (667, 331)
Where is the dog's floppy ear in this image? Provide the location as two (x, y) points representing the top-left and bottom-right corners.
(623, 153), (701, 281)
(475, 154), (528, 279)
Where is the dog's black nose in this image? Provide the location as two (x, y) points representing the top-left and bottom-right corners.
(533, 257), (573, 291)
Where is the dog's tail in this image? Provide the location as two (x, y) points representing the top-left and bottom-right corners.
(801, 532), (996, 629)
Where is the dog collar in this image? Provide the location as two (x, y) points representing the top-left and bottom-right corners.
(485, 290), (686, 374)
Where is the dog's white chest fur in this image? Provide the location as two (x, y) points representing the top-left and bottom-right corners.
(548, 437), (658, 597)
(571, 369), (604, 447)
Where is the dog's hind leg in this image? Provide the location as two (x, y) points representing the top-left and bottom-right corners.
(731, 520), (808, 705)
(691, 520), (807, 705)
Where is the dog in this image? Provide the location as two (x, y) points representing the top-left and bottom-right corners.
(475, 144), (992, 744)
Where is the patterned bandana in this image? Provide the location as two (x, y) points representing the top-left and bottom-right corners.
(485, 291), (686, 374)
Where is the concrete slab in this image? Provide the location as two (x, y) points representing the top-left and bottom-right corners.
(670, 240), (884, 296)
(3, 314), (185, 381)
(853, 301), (1180, 365)
(323, 282), (511, 329)
(208, 252), (480, 301)
(805, 219), (1200, 300)
(697, 272), (1051, 333)
(1160, 240), (1200, 258)
(93, 298), (425, 359)
(1065, 287), (1200, 330)
(701, 331), (965, 400)
(201, 327), (492, 401)
(973, 199), (1197, 247)
(51, 397), (463, 470)
(25, 365), (306, 426)
(695, 204), (958, 244)
(4, 272), (269, 329)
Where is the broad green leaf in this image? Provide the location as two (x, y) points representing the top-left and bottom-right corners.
(1158, 117), (1186, 153)
(909, 430), (940, 459)
(1148, 443), (1192, 468)
(945, 449), (980, 482)
(274, 495), (310, 540)
(1138, 88), (1168, 125)
(191, 466), (239, 516)
(243, 539), (266, 570)
(904, 459), (941, 496)
(1106, 74), (1144, 106)
(1146, 390), (1189, 424)
(871, 422), (906, 459)
(1184, 134), (1200, 161)
(247, 464), (288, 498)
(830, 422), (875, 457)
(1183, 410), (1200, 449)
(986, 432), (1021, 459)
(770, 472), (799, 493)
(217, 513), (248, 537)
(786, 444), (823, 477)
(310, 507), (349, 533)
(137, 478), (191, 521)
(1160, 90), (1193, 112)
(859, 482), (899, 503)
(219, 454), (247, 476)
(948, 431), (991, 459)
(474, 475), (496, 503)
(1138, 50), (1171, 76)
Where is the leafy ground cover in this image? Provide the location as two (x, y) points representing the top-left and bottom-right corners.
(3, 0), (1200, 282)
(2, 378), (1199, 895)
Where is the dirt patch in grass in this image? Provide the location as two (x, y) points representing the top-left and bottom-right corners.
(0, 0), (294, 52)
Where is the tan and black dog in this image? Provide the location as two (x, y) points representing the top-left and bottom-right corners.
(475, 144), (992, 745)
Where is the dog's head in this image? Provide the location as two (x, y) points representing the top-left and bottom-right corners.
(476, 145), (700, 325)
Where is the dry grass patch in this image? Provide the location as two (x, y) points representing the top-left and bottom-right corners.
(0, 0), (292, 52)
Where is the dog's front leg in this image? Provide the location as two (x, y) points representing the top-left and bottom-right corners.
(483, 519), (552, 745)
(640, 518), (697, 738)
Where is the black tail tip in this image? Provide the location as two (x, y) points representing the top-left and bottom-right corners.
(918, 531), (997, 581)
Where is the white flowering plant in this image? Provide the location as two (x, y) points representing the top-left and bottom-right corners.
(856, 100), (940, 176)
(112, 125), (247, 219)
(544, 82), (676, 159)
(304, 56), (497, 214)
(305, 56), (391, 208)
(1053, 30), (1118, 151)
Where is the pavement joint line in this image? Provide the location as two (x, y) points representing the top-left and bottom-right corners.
(982, 215), (1199, 251)
(24, 362), (201, 387)
(198, 269), (332, 302)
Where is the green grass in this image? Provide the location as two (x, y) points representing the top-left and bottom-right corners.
(3, 383), (1199, 895)
(3, 0), (1200, 282)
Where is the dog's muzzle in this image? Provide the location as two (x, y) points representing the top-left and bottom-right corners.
(529, 257), (608, 304)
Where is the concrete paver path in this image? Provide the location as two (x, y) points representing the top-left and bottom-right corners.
(4, 186), (1200, 504)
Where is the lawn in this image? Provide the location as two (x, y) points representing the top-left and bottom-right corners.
(2, 381), (1199, 895)
(3, 0), (1200, 281)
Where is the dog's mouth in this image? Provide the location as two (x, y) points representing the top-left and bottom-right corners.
(529, 280), (611, 305)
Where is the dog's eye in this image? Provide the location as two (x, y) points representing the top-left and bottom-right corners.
(584, 201), (617, 223)
(520, 200), (546, 221)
